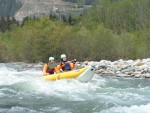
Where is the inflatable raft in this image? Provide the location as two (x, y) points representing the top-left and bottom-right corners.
(43, 66), (96, 82)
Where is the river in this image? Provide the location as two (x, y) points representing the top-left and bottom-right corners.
(0, 63), (150, 113)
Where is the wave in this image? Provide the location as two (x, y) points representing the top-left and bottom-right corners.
(100, 103), (150, 113)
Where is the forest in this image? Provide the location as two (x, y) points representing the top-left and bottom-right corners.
(0, 0), (150, 62)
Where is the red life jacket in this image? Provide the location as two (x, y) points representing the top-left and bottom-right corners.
(46, 68), (55, 74)
(46, 63), (55, 74)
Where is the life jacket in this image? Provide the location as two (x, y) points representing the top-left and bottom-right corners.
(46, 68), (54, 74)
(46, 63), (56, 74)
(62, 61), (71, 71)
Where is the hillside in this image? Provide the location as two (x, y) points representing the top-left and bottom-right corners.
(1, 0), (149, 62)
(0, 0), (94, 23)
(15, 0), (81, 23)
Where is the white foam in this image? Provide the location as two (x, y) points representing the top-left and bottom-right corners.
(0, 64), (102, 101)
(1, 63), (149, 109)
(8, 106), (37, 113)
(100, 103), (150, 113)
(0, 64), (42, 86)
(31, 78), (97, 101)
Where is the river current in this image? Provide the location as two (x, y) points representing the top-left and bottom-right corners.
(0, 63), (150, 113)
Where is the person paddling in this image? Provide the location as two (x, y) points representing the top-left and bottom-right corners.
(57, 54), (76, 72)
(43, 57), (59, 75)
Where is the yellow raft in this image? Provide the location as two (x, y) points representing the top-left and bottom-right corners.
(43, 66), (96, 82)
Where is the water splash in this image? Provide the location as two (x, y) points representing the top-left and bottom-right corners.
(0, 63), (150, 113)
(100, 104), (150, 113)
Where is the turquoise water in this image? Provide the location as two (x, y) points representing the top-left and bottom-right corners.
(0, 63), (150, 113)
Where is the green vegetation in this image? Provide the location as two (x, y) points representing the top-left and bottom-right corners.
(0, 0), (150, 62)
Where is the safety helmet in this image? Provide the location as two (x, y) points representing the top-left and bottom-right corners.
(60, 54), (66, 59)
(49, 57), (54, 61)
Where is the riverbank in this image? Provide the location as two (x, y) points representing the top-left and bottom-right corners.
(76, 58), (150, 78)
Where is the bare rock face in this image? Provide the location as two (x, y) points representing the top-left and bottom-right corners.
(18, 0), (66, 3)
(15, 0), (84, 24)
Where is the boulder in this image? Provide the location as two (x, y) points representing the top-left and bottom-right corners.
(133, 60), (144, 66)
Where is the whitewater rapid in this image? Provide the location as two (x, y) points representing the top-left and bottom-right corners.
(0, 63), (150, 113)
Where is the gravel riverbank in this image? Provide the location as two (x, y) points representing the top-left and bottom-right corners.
(76, 58), (150, 78)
